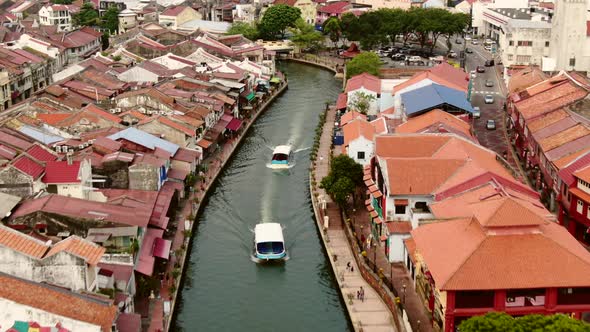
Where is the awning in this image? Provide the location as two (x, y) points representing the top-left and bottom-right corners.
(373, 191), (383, 198)
(226, 118), (243, 131)
(270, 77), (281, 84)
(369, 185), (378, 193)
(135, 228), (164, 276)
(364, 199), (372, 206)
(197, 138), (213, 149)
(363, 174), (372, 181)
(364, 179), (374, 187)
(380, 235), (387, 241)
(212, 120), (228, 134)
(241, 90), (255, 101)
(394, 199), (409, 206)
(221, 114), (234, 122)
(374, 217), (383, 224)
(87, 233), (110, 243)
(153, 238), (171, 259)
(370, 210), (378, 218)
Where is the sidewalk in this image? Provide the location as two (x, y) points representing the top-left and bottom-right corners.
(352, 208), (433, 332)
(311, 106), (397, 332)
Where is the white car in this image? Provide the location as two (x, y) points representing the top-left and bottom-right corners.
(484, 95), (494, 104)
(470, 70), (476, 79)
(465, 36), (472, 41)
(484, 45), (492, 51)
(473, 106), (481, 119)
(448, 51), (457, 58)
(409, 55), (422, 62)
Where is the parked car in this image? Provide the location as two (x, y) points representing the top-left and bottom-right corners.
(470, 70), (477, 79)
(465, 36), (472, 41)
(465, 48), (473, 54)
(448, 51), (457, 58)
(455, 38), (462, 44)
(484, 94), (494, 104)
(473, 106), (481, 119)
(485, 80), (494, 87)
(484, 45), (492, 51)
(391, 53), (405, 61)
(471, 40), (479, 45)
(476, 66), (486, 73)
(486, 119), (496, 130)
(409, 55), (422, 62)
(485, 59), (495, 66)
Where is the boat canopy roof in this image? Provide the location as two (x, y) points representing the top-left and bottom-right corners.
(272, 145), (291, 156)
(254, 223), (284, 243)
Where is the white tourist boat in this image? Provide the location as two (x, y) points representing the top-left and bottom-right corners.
(269, 145), (292, 169)
(253, 223), (287, 262)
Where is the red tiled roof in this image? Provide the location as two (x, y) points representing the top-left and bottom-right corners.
(336, 93), (348, 110)
(387, 221), (412, 234)
(587, 21), (590, 37)
(168, 167), (188, 181)
(412, 216), (590, 290)
(558, 151), (590, 186)
(161, 5), (188, 16)
(345, 72), (381, 94)
(37, 113), (74, 126)
(12, 194), (152, 227)
(42, 161), (81, 184)
(393, 63), (469, 94)
(12, 155), (45, 179)
(0, 131), (33, 150)
(0, 273), (117, 332)
(26, 144), (57, 162)
(45, 235), (105, 265)
(173, 147), (200, 163)
(94, 136), (122, 152)
(318, 1), (349, 14)
(395, 109), (472, 139)
(340, 110), (366, 126)
(84, 104), (122, 124)
(0, 225), (49, 258)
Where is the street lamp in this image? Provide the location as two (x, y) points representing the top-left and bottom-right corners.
(402, 283), (407, 304)
(417, 320), (421, 332)
(373, 241), (377, 273)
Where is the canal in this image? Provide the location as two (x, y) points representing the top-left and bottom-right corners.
(173, 62), (351, 331)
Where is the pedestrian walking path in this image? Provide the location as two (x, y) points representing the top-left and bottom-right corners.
(311, 106), (397, 332)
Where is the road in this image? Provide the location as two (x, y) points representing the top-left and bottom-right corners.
(453, 38), (525, 181)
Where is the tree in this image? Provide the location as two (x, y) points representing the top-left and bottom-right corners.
(72, 2), (98, 27)
(259, 4), (301, 40)
(345, 52), (380, 79)
(320, 155), (363, 207)
(349, 91), (376, 115)
(458, 312), (590, 332)
(51, 0), (72, 4)
(340, 12), (361, 43)
(322, 17), (342, 49)
(291, 18), (323, 52)
(101, 6), (119, 34)
(227, 22), (259, 40)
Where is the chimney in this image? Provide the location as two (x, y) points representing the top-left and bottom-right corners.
(66, 151), (73, 165)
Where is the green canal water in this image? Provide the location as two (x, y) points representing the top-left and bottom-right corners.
(173, 62), (351, 331)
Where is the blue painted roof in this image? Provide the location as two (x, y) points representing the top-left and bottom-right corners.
(107, 127), (179, 156)
(400, 83), (473, 116)
(18, 125), (64, 145)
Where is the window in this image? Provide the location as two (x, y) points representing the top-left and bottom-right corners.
(517, 40), (533, 46)
(395, 205), (406, 214)
(577, 200), (584, 213)
(570, 58), (576, 67)
(516, 55), (531, 63)
(545, 41), (550, 47)
(509, 40), (514, 46)
(507, 54), (513, 61)
(357, 151), (366, 160)
(587, 206), (590, 219)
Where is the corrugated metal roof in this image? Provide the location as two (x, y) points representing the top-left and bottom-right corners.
(18, 125), (64, 145)
(107, 127), (179, 156)
(401, 84), (473, 116)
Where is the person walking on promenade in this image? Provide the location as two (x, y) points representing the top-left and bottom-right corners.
(357, 290), (360, 300)
(346, 261), (351, 272)
(360, 286), (365, 302)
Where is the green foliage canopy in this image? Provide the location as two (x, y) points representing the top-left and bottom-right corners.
(458, 312), (590, 332)
(227, 22), (259, 40)
(320, 155), (363, 207)
(259, 4), (301, 40)
(72, 2), (99, 27)
(345, 52), (381, 79)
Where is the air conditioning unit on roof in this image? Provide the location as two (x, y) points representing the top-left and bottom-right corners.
(110, 108), (118, 114)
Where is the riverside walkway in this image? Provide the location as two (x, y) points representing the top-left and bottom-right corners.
(310, 105), (397, 332)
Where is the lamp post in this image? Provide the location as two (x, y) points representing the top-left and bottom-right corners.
(417, 320), (421, 332)
(373, 241), (377, 273)
(402, 283), (407, 304)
